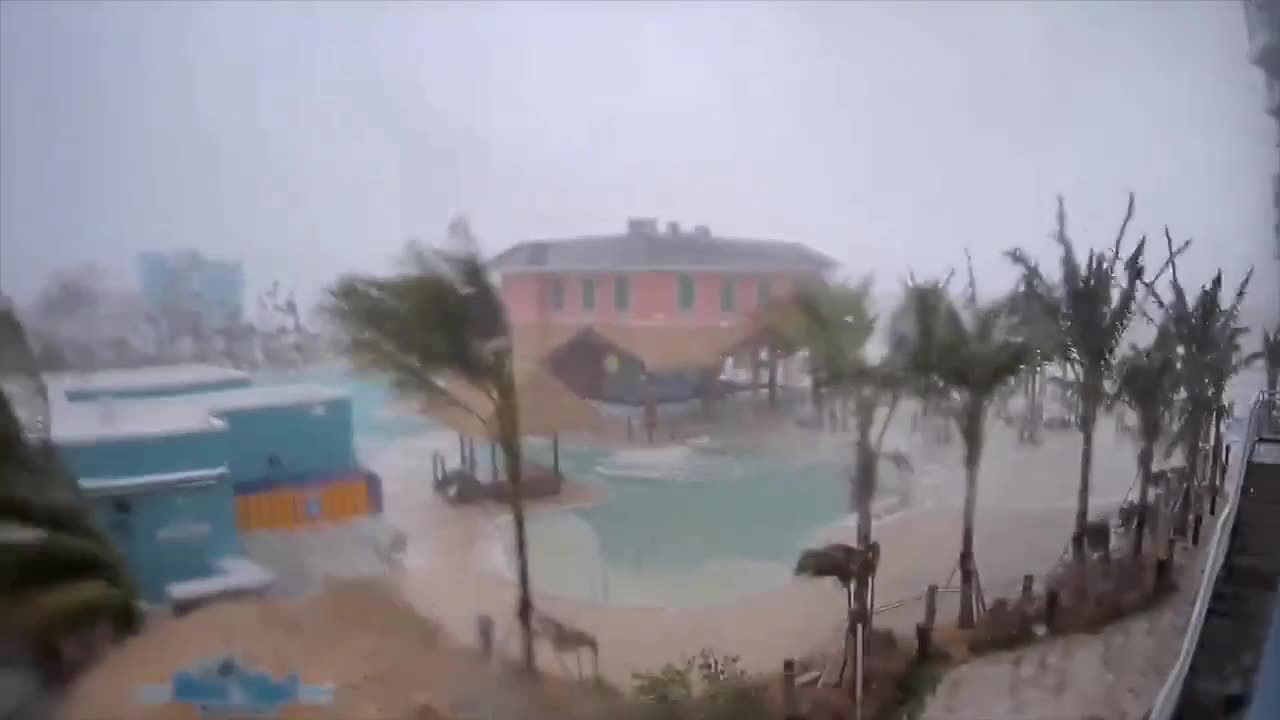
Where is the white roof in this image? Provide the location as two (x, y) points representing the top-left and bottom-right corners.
(52, 397), (228, 444)
(47, 373), (349, 445)
(45, 364), (250, 397)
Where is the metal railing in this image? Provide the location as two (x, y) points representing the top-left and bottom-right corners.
(1147, 390), (1276, 719)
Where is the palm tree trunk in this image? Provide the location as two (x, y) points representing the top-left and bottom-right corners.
(958, 398), (984, 629)
(767, 346), (779, 409)
(1073, 385), (1100, 563)
(1134, 444), (1153, 558)
(836, 583), (852, 684)
(496, 371), (536, 673)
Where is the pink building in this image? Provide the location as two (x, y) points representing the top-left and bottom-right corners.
(490, 218), (836, 405)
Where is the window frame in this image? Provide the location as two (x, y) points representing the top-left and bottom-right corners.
(720, 278), (735, 313)
(550, 277), (565, 311)
(614, 275), (630, 312)
(582, 277), (596, 312)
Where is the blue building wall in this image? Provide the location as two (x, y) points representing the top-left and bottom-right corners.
(90, 477), (242, 603)
(60, 428), (231, 481)
(214, 398), (356, 484)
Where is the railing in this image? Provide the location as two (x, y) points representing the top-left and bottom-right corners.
(1147, 390), (1276, 720)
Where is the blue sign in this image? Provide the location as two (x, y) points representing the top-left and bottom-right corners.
(136, 655), (333, 717)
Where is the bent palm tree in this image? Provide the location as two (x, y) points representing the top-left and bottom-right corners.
(1006, 194), (1146, 562)
(324, 219), (538, 672)
(794, 542), (874, 686)
(901, 266), (1032, 628)
(1110, 322), (1180, 557)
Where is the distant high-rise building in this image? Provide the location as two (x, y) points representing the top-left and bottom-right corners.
(137, 250), (245, 331)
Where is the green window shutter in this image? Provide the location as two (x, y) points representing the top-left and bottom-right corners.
(757, 278), (772, 307)
(551, 278), (565, 310)
(720, 278), (735, 312)
(678, 275), (695, 311)
(614, 276), (630, 311)
(582, 278), (596, 311)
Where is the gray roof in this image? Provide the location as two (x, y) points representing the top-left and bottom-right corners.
(489, 226), (837, 274)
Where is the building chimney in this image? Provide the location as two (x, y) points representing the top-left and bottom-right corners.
(666, 221), (681, 235)
(692, 225), (711, 238)
(626, 218), (659, 236)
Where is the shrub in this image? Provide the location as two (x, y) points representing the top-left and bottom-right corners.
(628, 649), (771, 720)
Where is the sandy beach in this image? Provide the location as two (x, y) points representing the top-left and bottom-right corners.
(371, 407), (1148, 684)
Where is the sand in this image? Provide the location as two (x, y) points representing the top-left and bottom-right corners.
(375, 408), (1148, 685)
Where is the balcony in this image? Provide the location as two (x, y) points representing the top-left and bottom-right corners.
(1248, 0), (1280, 77)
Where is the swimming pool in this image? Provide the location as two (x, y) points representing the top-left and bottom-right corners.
(509, 438), (910, 608)
(271, 365), (908, 608)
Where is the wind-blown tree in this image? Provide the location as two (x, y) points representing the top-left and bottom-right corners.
(1001, 277), (1068, 444)
(1148, 238), (1254, 525)
(1006, 194), (1146, 562)
(323, 218), (538, 673)
(900, 262), (1033, 628)
(785, 278), (904, 685)
(1263, 326), (1280, 395)
(1, 308), (140, 686)
(1109, 322), (1180, 557)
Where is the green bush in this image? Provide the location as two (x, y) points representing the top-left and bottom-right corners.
(628, 649), (771, 720)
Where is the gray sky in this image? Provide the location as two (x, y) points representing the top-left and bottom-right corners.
(1, 0), (1275, 323)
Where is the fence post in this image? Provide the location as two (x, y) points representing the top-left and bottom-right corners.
(476, 614), (494, 662)
(1191, 513), (1203, 547)
(1044, 589), (1059, 633)
(924, 584), (938, 627)
(1020, 574), (1034, 605)
(782, 658), (802, 720)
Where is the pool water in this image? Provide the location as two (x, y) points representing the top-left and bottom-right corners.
(516, 439), (908, 608)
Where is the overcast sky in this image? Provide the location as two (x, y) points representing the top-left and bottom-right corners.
(1, 0), (1275, 323)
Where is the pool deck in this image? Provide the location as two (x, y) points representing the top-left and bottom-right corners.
(371, 409), (1146, 684)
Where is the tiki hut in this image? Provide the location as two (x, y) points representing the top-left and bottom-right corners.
(422, 365), (601, 498)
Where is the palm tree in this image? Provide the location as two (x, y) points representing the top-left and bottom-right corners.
(1264, 326), (1280, 395)
(323, 218), (539, 673)
(1, 308), (140, 685)
(899, 264), (1032, 628)
(1006, 194), (1146, 562)
(1148, 240), (1254, 529)
(1110, 322), (1180, 557)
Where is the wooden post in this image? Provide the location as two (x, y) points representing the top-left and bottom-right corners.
(458, 433), (466, 468)
(782, 659), (801, 720)
(1045, 589), (1059, 632)
(551, 433), (560, 476)
(924, 584), (938, 627)
(490, 443), (498, 484)
(1154, 556), (1171, 596)
(1020, 574), (1034, 605)
(1191, 513), (1203, 547)
(854, 621), (865, 720)
(477, 614), (494, 661)
(467, 438), (477, 472)
(915, 622), (932, 662)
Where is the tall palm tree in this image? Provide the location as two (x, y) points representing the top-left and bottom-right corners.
(1148, 240), (1254, 525)
(900, 266), (1032, 628)
(323, 219), (538, 673)
(1006, 194), (1146, 562)
(794, 542), (873, 687)
(1264, 326), (1280, 395)
(1110, 322), (1180, 557)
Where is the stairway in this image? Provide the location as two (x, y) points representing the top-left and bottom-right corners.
(1174, 440), (1280, 720)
